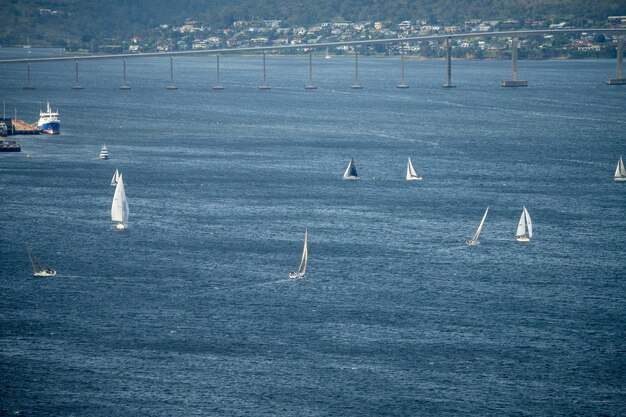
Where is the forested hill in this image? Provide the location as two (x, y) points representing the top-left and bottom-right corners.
(1, 0), (624, 46)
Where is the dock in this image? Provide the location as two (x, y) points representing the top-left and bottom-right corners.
(0, 118), (42, 135)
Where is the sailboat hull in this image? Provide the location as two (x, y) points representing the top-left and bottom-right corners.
(406, 176), (423, 181)
(465, 239), (479, 246)
(516, 235), (530, 242)
(342, 176), (360, 180)
(614, 177), (626, 182)
(115, 223), (127, 231)
(34, 270), (56, 277)
(289, 272), (305, 279)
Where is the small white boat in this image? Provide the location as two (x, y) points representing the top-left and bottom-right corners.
(27, 246), (56, 277)
(325, 48), (331, 59)
(342, 158), (360, 180)
(111, 173), (129, 230)
(466, 207), (489, 246)
(614, 156), (626, 181)
(289, 229), (308, 279)
(405, 157), (422, 181)
(110, 168), (120, 187)
(99, 145), (109, 160)
(515, 206), (533, 242)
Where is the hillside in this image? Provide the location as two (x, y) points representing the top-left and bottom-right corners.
(1, 0), (624, 47)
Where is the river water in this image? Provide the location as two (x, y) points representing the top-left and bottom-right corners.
(1, 48), (625, 416)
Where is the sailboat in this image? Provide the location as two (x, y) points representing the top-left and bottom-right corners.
(614, 156), (626, 181)
(111, 173), (129, 230)
(515, 206), (533, 242)
(27, 246), (56, 277)
(325, 48), (331, 59)
(110, 168), (120, 187)
(289, 229), (308, 279)
(466, 207), (489, 246)
(405, 157), (422, 181)
(342, 158), (360, 180)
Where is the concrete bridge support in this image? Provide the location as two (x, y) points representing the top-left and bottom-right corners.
(397, 44), (409, 88)
(213, 54), (225, 90)
(606, 37), (625, 85)
(351, 50), (363, 89)
(71, 59), (83, 90)
(23, 62), (35, 90)
(258, 51), (271, 90)
(166, 56), (178, 90)
(119, 57), (131, 90)
(442, 38), (455, 88)
(305, 52), (317, 90)
(501, 38), (528, 87)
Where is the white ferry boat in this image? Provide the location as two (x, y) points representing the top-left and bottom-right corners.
(99, 145), (109, 160)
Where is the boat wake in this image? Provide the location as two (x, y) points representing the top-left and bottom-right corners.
(245, 278), (296, 288)
(551, 158), (608, 166)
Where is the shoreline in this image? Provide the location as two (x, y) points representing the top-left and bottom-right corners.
(0, 46), (614, 62)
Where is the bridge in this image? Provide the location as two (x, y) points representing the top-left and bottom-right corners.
(1, 28), (624, 90)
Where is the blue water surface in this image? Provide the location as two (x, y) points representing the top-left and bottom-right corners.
(1, 48), (625, 416)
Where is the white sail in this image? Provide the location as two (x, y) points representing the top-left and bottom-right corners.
(614, 156), (626, 180)
(515, 206), (532, 242)
(405, 157), (422, 180)
(524, 206), (533, 238)
(290, 229), (308, 278)
(516, 209), (526, 237)
(299, 229), (308, 275)
(110, 169), (120, 186)
(343, 159), (359, 179)
(111, 174), (129, 226)
(472, 207), (489, 242)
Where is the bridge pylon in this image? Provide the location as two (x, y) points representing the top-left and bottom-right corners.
(305, 52), (317, 90)
(23, 62), (35, 90)
(501, 38), (528, 87)
(397, 43), (409, 89)
(606, 37), (625, 85)
(119, 57), (131, 90)
(258, 51), (271, 90)
(213, 54), (225, 90)
(71, 59), (83, 90)
(166, 56), (178, 90)
(442, 38), (455, 88)
(351, 50), (363, 89)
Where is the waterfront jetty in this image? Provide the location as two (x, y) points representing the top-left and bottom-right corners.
(0, 118), (42, 135)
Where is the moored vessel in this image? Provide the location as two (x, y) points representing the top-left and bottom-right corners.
(0, 139), (21, 152)
(37, 102), (60, 134)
